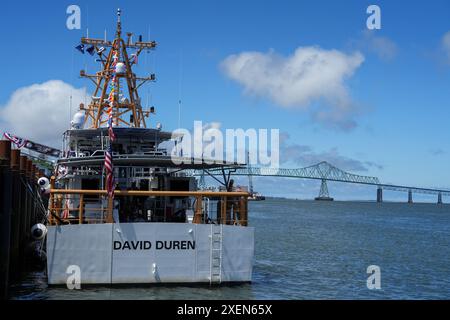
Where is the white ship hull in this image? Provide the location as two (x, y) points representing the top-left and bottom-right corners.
(46, 223), (254, 285)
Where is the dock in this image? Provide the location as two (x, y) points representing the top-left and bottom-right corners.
(0, 140), (45, 299)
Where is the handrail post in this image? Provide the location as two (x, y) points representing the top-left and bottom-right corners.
(239, 196), (244, 226)
(221, 196), (227, 225)
(232, 202), (236, 225)
(240, 196), (248, 226)
(79, 194), (84, 224)
(193, 196), (202, 224)
(49, 176), (56, 225)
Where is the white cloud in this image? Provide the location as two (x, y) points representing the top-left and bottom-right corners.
(441, 31), (450, 63)
(279, 132), (383, 172)
(0, 80), (86, 148)
(361, 30), (398, 61)
(221, 46), (364, 130)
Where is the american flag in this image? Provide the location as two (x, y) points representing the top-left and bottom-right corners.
(104, 48), (118, 199)
(108, 115), (116, 142)
(105, 103), (116, 198)
(105, 145), (115, 198)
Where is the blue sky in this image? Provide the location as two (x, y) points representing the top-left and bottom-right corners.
(0, 0), (449, 200)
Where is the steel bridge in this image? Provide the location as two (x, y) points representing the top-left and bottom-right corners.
(185, 161), (450, 203)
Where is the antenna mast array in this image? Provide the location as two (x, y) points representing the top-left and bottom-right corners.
(79, 9), (157, 128)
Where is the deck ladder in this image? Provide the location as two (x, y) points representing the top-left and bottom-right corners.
(209, 223), (223, 284)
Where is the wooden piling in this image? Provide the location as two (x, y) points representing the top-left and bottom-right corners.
(25, 160), (33, 251)
(19, 156), (28, 269)
(9, 149), (21, 281)
(0, 141), (12, 299)
(31, 164), (37, 226)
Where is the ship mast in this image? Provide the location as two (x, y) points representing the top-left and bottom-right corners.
(79, 8), (156, 129)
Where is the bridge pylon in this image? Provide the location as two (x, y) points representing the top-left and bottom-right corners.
(315, 179), (334, 201)
(408, 190), (413, 203)
(377, 187), (383, 203)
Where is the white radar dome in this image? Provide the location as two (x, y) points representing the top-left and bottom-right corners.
(115, 62), (126, 74)
(71, 110), (85, 129)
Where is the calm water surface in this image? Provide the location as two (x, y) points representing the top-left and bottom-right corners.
(9, 199), (450, 299)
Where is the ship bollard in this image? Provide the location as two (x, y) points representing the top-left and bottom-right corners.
(9, 149), (22, 281)
(0, 141), (13, 299)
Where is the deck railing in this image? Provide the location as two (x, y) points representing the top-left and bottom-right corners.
(48, 179), (249, 226)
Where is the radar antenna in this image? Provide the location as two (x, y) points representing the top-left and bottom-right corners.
(79, 9), (157, 128)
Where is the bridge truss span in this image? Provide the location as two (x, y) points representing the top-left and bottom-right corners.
(183, 161), (450, 201)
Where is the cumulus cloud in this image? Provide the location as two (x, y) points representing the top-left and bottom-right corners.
(221, 47), (364, 130)
(0, 80), (86, 148)
(279, 132), (382, 172)
(441, 31), (450, 64)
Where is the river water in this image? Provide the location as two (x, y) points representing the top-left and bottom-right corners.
(9, 199), (450, 299)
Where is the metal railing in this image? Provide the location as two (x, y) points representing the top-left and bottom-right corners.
(48, 180), (249, 226)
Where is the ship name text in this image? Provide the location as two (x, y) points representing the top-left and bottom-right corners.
(113, 240), (196, 250)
